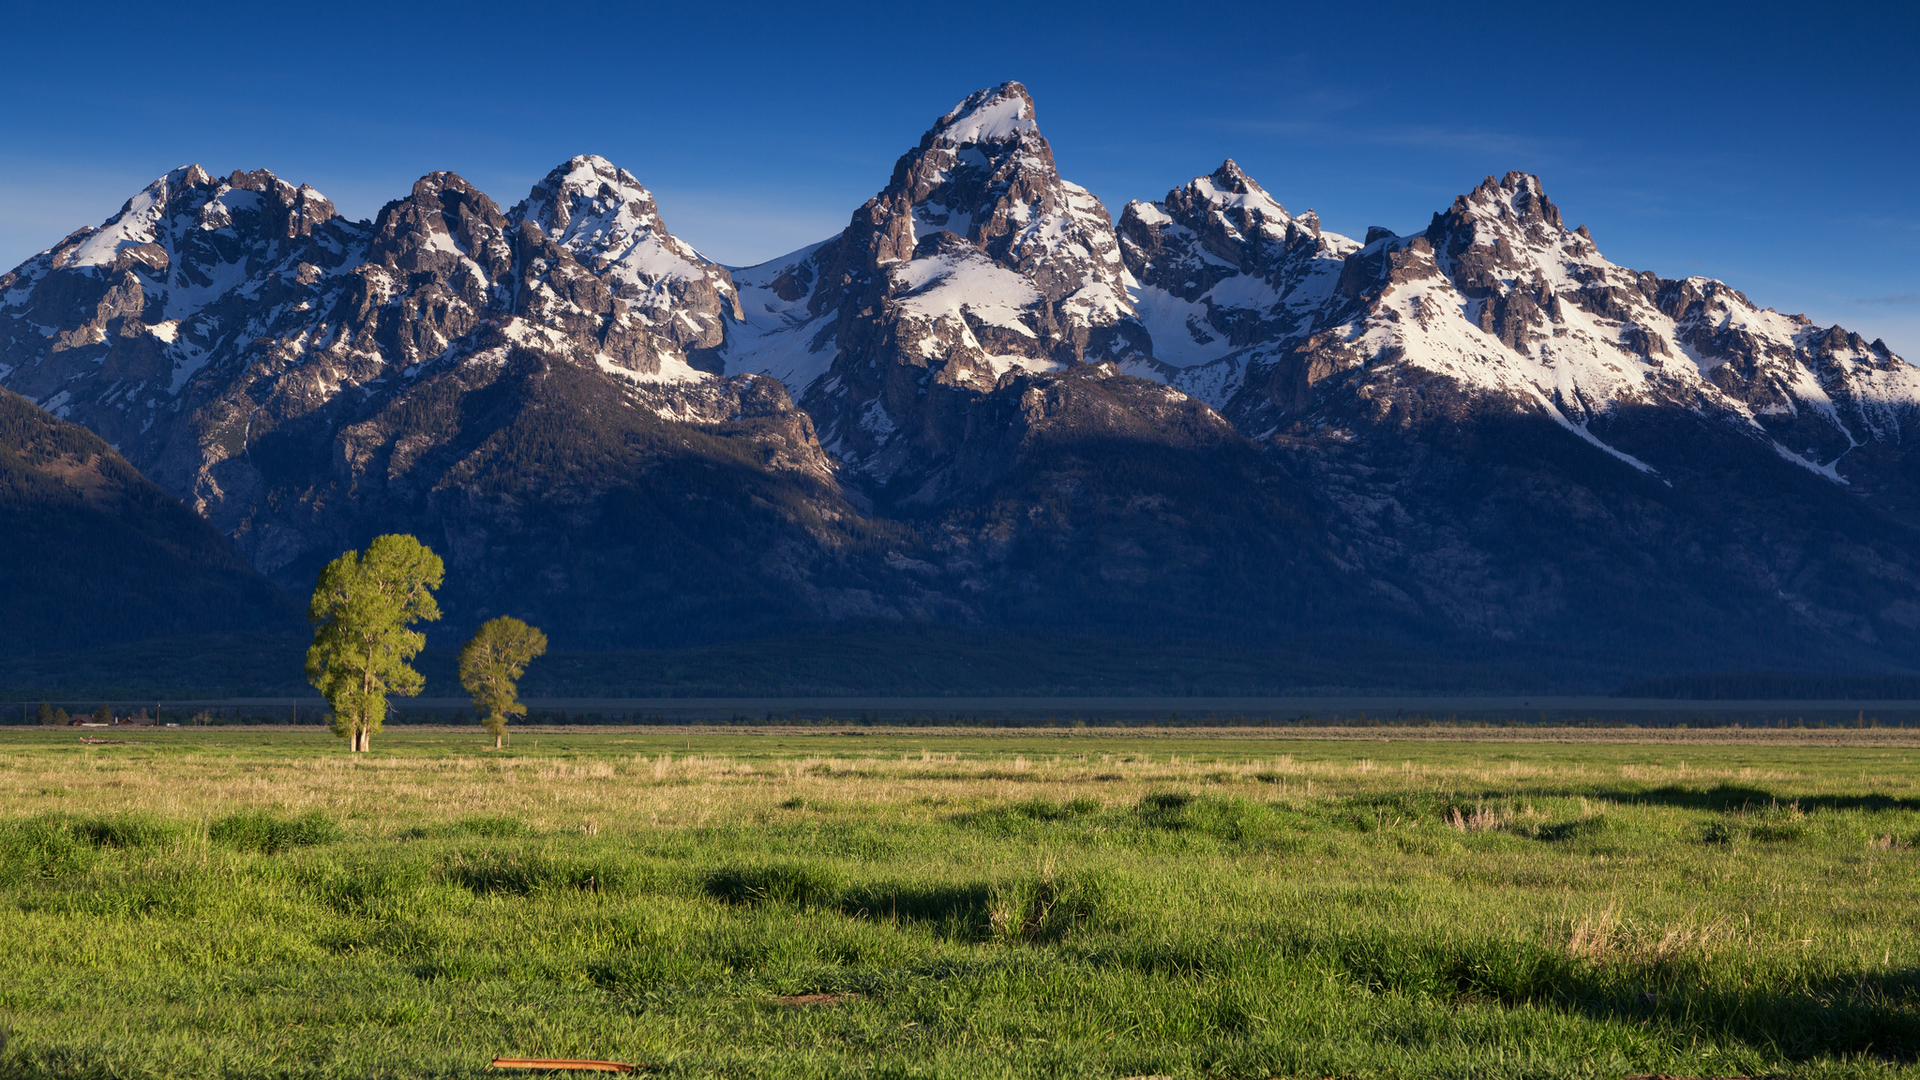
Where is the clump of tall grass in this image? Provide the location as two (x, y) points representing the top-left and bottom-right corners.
(704, 861), (843, 907)
(988, 862), (1122, 944)
(1564, 904), (1729, 966)
(1445, 803), (1509, 832)
(442, 848), (635, 896)
(299, 855), (442, 917)
(1740, 802), (1809, 842)
(67, 813), (183, 849)
(1133, 790), (1280, 843)
(1534, 813), (1618, 842)
(1700, 802), (1811, 845)
(0, 813), (186, 885)
(949, 796), (1102, 836)
(210, 809), (341, 853)
(1014, 796), (1101, 821)
(0, 817), (96, 884)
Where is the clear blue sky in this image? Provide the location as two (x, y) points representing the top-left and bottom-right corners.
(3, 1), (1914, 355)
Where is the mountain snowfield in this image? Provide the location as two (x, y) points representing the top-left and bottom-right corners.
(6, 79), (1920, 675)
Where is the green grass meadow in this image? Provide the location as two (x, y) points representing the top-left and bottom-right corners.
(1, 725), (1918, 1078)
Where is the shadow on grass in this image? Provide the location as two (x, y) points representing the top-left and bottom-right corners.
(1572, 967), (1919, 1062)
(1393, 783), (1920, 815)
(1605, 785), (1920, 814)
(1306, 929), (1920, 1062)
(838, 881), (995, 929)
(703, 863), (997, 939)
(699, 862), (1125, 945)
(443, 851), (625, 895)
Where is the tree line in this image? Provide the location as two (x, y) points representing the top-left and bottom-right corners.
(305, 534), (546, 751)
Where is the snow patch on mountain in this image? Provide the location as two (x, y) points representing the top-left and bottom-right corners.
(893, 249), (1041, 337)
(595, 349), (708, 385)
(61, 166), (201, 269)
(725, 240), (840, 394)
(511, 155), (738, 352)
(935, 88), (1039, 146)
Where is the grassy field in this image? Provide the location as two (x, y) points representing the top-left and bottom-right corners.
(1, 725), (1918, 1079)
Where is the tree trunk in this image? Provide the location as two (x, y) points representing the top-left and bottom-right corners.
(494, 732), (502, 750)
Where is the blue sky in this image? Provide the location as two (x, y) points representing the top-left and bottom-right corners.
(3, 1), (1915, 355)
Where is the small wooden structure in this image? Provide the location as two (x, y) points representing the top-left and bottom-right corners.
(490, 1058), (637, 1073)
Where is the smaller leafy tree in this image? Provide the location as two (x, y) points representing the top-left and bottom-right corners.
(460, 616), (548, 748)
(36, 702), (53, 726)
(305, 534), (444, 752)
(53, 707), (69, 725)
(92, 704), (111, 725)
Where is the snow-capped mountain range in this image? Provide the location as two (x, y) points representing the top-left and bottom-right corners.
(6, 80), (1920, 678)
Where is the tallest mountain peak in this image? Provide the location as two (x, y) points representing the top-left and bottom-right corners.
(929, 81), (1039, 147)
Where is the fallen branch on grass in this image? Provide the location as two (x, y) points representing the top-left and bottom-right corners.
(490, 1058), (637, 1073)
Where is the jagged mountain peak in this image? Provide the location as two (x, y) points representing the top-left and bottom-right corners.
(1465, 171), (1562, 225)
(1161, 159), (1309, 241)
(872, 81), (1127, 312)
(1116, 159), (1357, 395)
(389, 170), (504, 222)
(1207, 165), (1920, 500)
(720, 81), (1151, 494)
(731, 80), (1141, 385)
(380, 170), (504, 234)
(1200, 159), (1267, 200)
(928, 81), (1040, 148)
(1417, 172), (1612, 308)
(393, 170), (496, 212)
(365, 171), (513, 307)
(1427, 171), (1574, 254)
(112, 163), (218, 214)
(44, 163), (346, 278)
(508, 153), (738, 340)
(516, 155), (661, 241)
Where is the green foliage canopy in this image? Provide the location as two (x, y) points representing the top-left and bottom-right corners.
(459, 616), (548, 747)
(305, 535), (444, 752)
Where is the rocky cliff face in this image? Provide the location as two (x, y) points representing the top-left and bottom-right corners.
(6, 85), (1920, 680)
(725, 82), (1156, 504)
(1116, 159), (1359, 406)
(510, 155), (741, 374)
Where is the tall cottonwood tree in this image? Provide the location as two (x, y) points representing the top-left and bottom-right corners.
(305, 534), (444, 752)
(459, 616), (548, 748)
